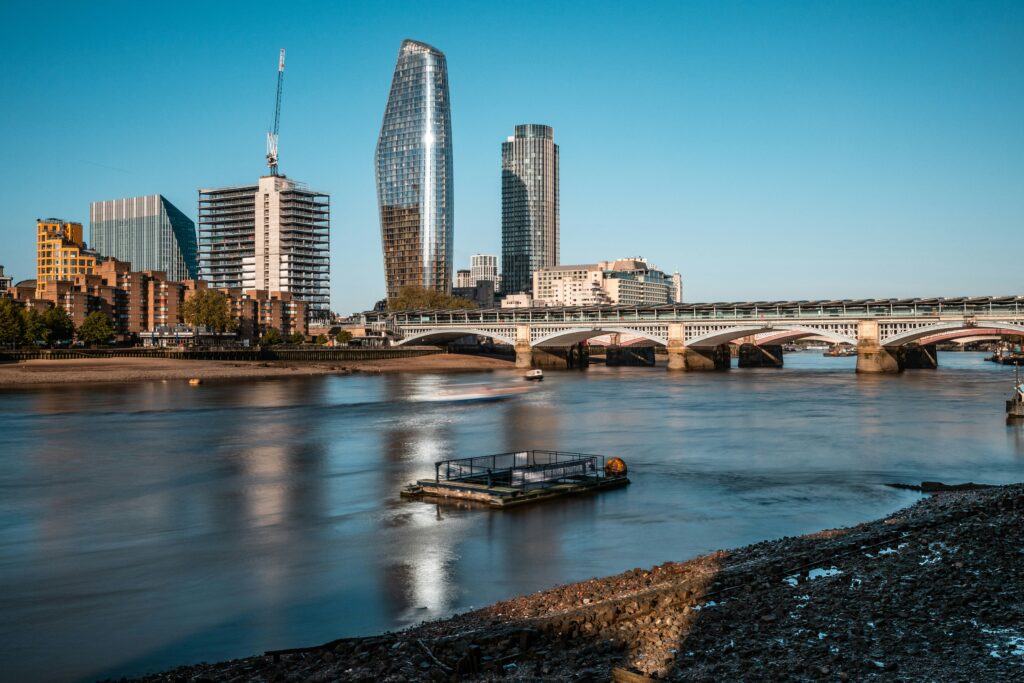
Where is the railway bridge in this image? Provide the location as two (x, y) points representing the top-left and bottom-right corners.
(365, 296), (1024, 373)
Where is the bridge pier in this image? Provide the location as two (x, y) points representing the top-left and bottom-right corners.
(856, 320), (901, 373)
(738, 343), (784, 368)
(515, 325), (532, 369)
(532, 345), (589, 369)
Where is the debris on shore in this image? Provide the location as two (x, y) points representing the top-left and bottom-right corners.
(133, 484), (1024, 682)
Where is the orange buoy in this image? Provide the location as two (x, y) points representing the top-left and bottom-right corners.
(604, 457), (627, 477)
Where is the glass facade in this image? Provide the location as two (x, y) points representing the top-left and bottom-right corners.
(375, 39), (454, 299)
(197, 185), (257, 290)
(90, 195), (198, 281)
(502, 124), (559, 295)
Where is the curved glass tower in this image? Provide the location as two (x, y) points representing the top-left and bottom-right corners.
(375, 39), (454, 299)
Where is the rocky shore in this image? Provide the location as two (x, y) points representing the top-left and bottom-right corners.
(0, 354), (514, 386)
(132, 483), (1024, 682)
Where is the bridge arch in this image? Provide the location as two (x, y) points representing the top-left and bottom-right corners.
(395, 328), (516, 346)
(881, 321), (1024, 347)
(532, 326), (668, 348)
(687, 325), (857, 348)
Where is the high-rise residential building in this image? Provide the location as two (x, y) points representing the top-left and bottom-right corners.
(375, 39), (454, 300)
(198, 176), (330, 319)
(470, 253), (498, 289)
(0, 266), (12, 296)
(35, 219), (98, 295)
(501, 124), (559, 295)
(456, 269), (473, 288)
(672, 272), (684, 303)
(532, 258), (679, 307)
(90, 194), (199, 282)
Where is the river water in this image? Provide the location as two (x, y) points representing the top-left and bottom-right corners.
(1, 352), (1023, 682)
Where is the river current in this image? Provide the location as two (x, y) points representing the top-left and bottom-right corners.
(1, 352), (1023, 682)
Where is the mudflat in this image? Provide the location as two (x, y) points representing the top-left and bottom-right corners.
(0, 354), (515, 386)
(133, 484), (1024, 682)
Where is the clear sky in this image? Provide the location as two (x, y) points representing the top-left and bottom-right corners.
(1, 0), (1021, 313)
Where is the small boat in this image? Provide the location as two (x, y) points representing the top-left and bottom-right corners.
(1007, 366), (1024, 419)
(525, 369), (544, 381)
(188, 378), (202, 386)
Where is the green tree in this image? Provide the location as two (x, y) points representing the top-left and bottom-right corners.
(181, 290), (235, 333)
(315, 333), (328, 345)
(261, 327), (283, 346)
(78, 311), (115, 347)
(288, 332), (306, 344)
(42, 306), (75, 346)
(21, 308), (48, 346)
(335, 329), (353, 345)
(0, 298), (25, 347)
(387, 285), (476, 311)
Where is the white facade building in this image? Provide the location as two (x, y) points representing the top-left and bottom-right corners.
(456, 269), (473, 288)
(470, 253), (499, 288)
(532, 258), (680, 307)
(500, 293), (533, 308)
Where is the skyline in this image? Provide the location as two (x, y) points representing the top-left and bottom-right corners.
(1, 1), (1022, 313)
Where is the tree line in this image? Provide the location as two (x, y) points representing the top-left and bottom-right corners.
(0, 298), (114, 347)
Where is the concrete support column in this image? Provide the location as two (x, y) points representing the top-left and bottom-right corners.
(856, 320), (901, 373)
(667, 322), (686, 371)
(515, 324), (532, 369)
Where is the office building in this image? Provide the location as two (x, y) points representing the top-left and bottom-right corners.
(35, 219), (98, 296)
(470, 253), (498, 289)
(501, 124), (559, 294)
(533, 258), (680, 307)
(90, 194), (199, 282)
(198, 176), (330, 319)
(375, 39), (454, 299)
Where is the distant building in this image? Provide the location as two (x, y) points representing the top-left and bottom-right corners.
(502, 124), (559, 294)
(456, 269), (473, 288)
(501, 293), (533, 309)
(0, 266), (12, 296)
(533, 258), (679, 307)
(35, 219), (99, 296)
(470, 254), (499, 289)
(376, 39), (454, 299)
(198, 176), (330, 320)
(90, 194), (199, 282)
(672, 272), (683, 303)
(453, 279), (495, 308)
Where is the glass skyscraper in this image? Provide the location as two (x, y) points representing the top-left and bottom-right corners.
(90, 194), (198, 281)
(375, 39), (454, 299)
(502, 124), (559, 295)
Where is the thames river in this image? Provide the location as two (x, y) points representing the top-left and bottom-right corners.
(2, 352), (1023, 682)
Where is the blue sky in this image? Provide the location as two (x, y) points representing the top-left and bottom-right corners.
(1, 0), (1021, 313)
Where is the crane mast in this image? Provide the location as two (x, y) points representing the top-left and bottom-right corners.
(266, 48), (285, 176)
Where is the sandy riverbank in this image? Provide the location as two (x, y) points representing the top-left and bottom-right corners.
(133, 483), (1024, 682)
(0, 354), (515, 387)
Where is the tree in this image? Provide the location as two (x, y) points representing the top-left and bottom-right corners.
(288, 332), (306, 344)
(336, 329), (353, 345)
(181, 290), (235, 333)
(315, 334), (328, 345)
(0, 298), (25, 347)
(42, 306), (75, 346)
(21, 308), (48, 346)
(261, 327), (283, 346)
(78, 311), (114, 346)
(387, 285), (476, 311)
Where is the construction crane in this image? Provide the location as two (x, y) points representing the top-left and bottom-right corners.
(266, 48), (285, 176)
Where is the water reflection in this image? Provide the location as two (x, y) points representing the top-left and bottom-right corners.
(0, 354), (1022, 682)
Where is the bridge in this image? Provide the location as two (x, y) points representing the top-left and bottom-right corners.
(365, 296), (1024, 372)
